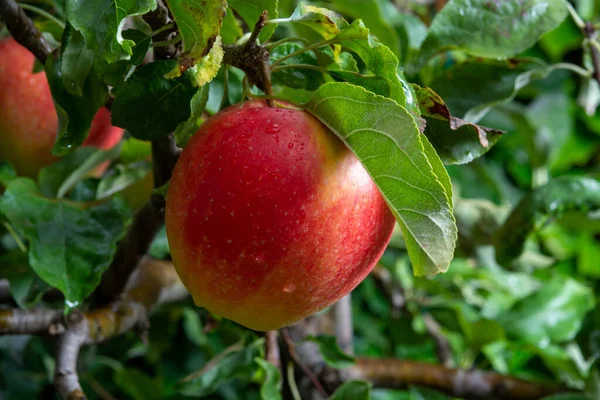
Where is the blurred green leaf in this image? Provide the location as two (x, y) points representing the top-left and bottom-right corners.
(0, 251), (48, 308)
(414, 0), (568, 70)
(307, 335), (355, 369)
(96, 160), (152, 200)
(271, 3), (346, 39)
(305, 82), (456, 275)
(0, 178), (131, 305)
(255, 358), (282, 400)
(499, 277), (594, 345)
(114, 367), (162, 400)
(0, 162), (17, 187)
(60, 24), (94, 97)
(495, 176), (600, 263)
(177, 337), (264, 397)
(329, 380), (371, 400)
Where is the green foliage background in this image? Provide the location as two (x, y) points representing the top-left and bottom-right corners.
(1, 0), (600, 399)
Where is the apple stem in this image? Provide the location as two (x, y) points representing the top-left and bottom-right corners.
(223, 10), (275, 107)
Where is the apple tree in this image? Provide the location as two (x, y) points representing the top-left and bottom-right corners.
(0, 0), (599, 399)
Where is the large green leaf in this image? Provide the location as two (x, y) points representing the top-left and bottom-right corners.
(66, 0), (156, 63)
(111, 60), (199, 140)
(414, 85), (504, 165)
(228, 0), (279, 42)
(167, 0), (226, 61)
(0, 179), (131, 305)
(329, 380), (372, 400)
(414, 0), (569, 71)
(45, 52), (107, 156)
(499, 277), (594, 345)
(60, 24), (95, 97)
(174, 84), (210, 147)
(304, 83), (456, 275)
(494, 176), (600, 264)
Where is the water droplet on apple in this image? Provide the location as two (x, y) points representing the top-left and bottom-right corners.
(265, 124), (281, 134)
(282, 283), (296, 293)
(226, 239), (232, 243)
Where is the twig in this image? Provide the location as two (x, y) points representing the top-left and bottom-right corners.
(422, 313), (453, 367)
(94, 135), (179, 304)
(370, 266), (405, 318)
(265, 330), (281, 369)
(585, 23), (600, 84)
(282, 329), (329, 398)
(0, 0), (51, 63)
(55, 312), (88, 400)
(337, 357), (570, 400)
(0, 308), (63, 335)
(332, 294), (353, 355)
(222, 11), (272, 97)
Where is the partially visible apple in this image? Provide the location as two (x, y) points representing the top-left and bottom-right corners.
(0, 37), (124, 178)
(166, 100), (395, 331)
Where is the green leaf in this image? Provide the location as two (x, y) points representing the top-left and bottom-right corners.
(494, 176), (600, 264)
(0, 178), (131, 305)
(177, 337), (264, 397)
(60, 23), (95, 97)
(221, 7), (244, 44)
(255, 358), (282, 400)
(39, 145), (122, 199)
(187, 36), (224, 86)
(304, 82), (456, 275)
(307, 335), (355, 369)
(167, 0), (226, 61)
(45, 52), (107, 156)
(96, 29), (152, 87)
(114, 367), (163, 400)
(174, 84), (210, 147)
(66, 0), (156, 63)
(414, 0), (569, 71)
(228, 0), (279, 43)
(499, 277), (594, 345)
(334, 20), (406, 108)
(0, 162), (17, 187)
(329, 380), (372, 400)
(414, 85), (504, 165)
(270, 3), (346, 39)
(96, 161), (153, 200)
(428, 59), (550, 120)
(325, 0), (401, 56)
(0, 251), (49, 308)
(111, 60), (198, 140)
(541, 395), (592, 400)
(182, 307), (208, 347)
(149, 225), (170, 259)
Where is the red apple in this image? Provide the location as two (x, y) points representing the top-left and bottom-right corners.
(0, 37), (124, 178)
(165, 100), (395, 331)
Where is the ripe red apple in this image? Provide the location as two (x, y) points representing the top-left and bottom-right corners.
(0, 37), (124, 178)
(166, 100), (395, 331)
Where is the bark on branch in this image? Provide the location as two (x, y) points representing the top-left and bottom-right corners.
(339, 357), (569, 400)
(0, 0), (51, 63)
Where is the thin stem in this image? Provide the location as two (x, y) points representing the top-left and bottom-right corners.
(548, 62), (592, 78)
(244, 92), (302, 109)
(18, 2), (65, 28)
(2, 222), (27, 252)
(287, 362), (302, 400)
(259, 59), (274, 107)
(271, 63), (329, 74)
(151, 34), (181, 48)
(219, 66), (230, 111)
(270, 38), (336, 69)
(245, 10), (269, 49)
(150, 22), (174, 37)
(266, 37), (310, 50)
(567, 3), (586, 29)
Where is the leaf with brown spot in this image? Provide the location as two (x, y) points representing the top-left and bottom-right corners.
(414, 85), (504, 165)
(167, 0), (227, 61)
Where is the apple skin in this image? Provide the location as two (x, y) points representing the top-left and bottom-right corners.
(0, 37), (124, 178)
(166, 100), (395, 331)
